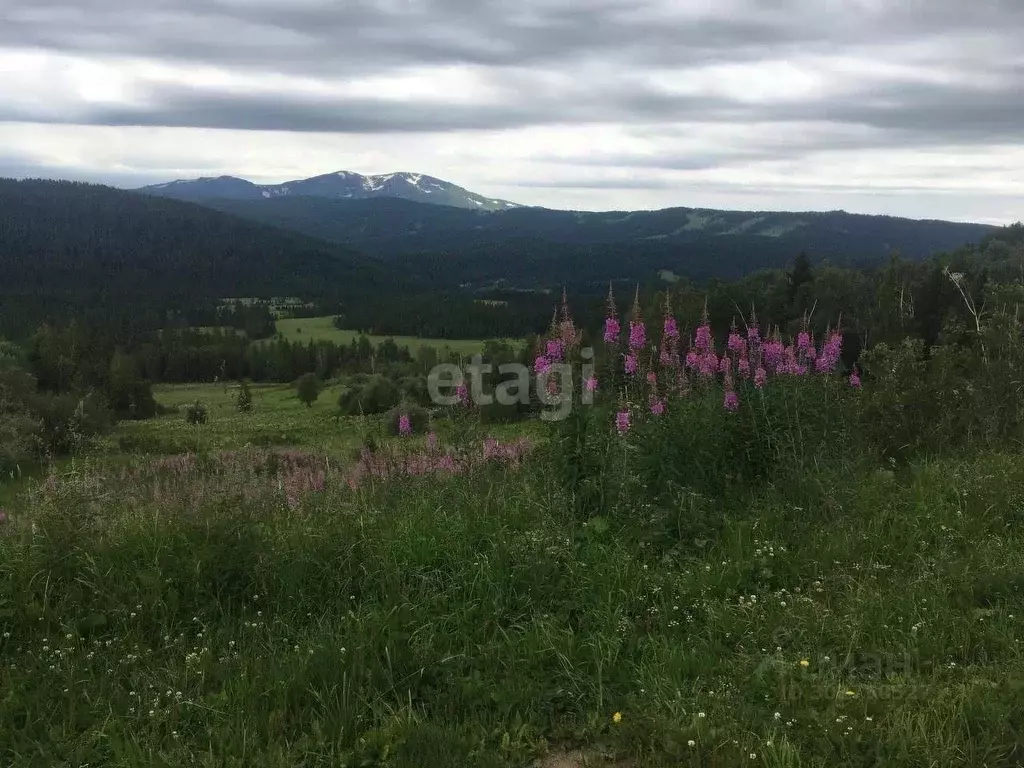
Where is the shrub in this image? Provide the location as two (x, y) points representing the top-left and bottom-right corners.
(185, 400), (208, 425)
(338, 375), (400, 416)
(384, 404), (430, 436)
(236, 381), (254, 413)
(295, 373), (323, 408)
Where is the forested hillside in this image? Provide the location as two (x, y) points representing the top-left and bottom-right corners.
(0, 179), (394, 338)
(200, 196), (997, 286)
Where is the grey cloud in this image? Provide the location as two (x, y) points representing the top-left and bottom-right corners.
(2, 0), (1024, 204)
(5, 0), (1023, 78)
(3, 72), (1022, 154)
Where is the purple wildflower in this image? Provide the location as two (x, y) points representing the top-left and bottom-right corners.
(584, 375), (598, 392)
(603, 317), (621, 344)
(663, 316), (679, 339)
(727, 328), (746, 355)
(615, 408), (631, 434)
(629, 320), (647, 350)
(650, 399), (665, 416)
(398, 413), (412, 436)
(624, 354), (638, 375)
(754, 366), (767, 389)
(849, 368), (862, 388)
(694, 324), (713, 353)
(724, 391), (739, 411)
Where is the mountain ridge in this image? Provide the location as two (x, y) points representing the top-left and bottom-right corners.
(139, 171), (522, 212)
(198, 194), (998, 265)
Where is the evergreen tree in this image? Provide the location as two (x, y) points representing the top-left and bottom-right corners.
(296, 373), (323, 408)
(236, 380), (254, 413)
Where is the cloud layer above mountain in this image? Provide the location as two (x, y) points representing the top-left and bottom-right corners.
(2, 0), (1022, 221)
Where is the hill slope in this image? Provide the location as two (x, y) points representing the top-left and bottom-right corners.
(0, 179), (394, 337)
(139, 171), (521, 212)
(197, 196), (998, 285)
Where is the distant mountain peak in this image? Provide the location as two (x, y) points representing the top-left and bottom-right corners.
(138, 170), (520, 211)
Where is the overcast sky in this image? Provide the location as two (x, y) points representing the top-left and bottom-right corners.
(2, 0), (1022, 222)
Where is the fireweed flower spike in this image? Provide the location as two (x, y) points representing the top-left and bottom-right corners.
(624, 353), (639, 375)
(604, 282), (621, 344)
(724, 385), (739, 413)
(754, 366), (767, 389)
(585, 375), (598, 393)
(849, 367), (862, 388)
(629, 286), (647, 351)
(615, 408), (631, 434)
(662, 293), (680, 340)
(727, 321), (746, 356)
(398, 413), (412, 436)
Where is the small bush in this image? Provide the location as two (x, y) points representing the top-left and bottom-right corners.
(295, 373), (323, 408)
(384, 404), (430, 435)
(185, 400), (208, 425)
(236, 381), (254, 413)
(338, 375), (400, 416)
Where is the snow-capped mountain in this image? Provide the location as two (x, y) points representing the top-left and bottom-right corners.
(138, 171), (521, 211)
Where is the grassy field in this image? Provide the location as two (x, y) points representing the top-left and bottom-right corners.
(274, 316), (498, 356)
(106, 382), (534, 457)
(3, 376), (1024, 765)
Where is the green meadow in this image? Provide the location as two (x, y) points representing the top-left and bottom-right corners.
(273, 316), (493, 356)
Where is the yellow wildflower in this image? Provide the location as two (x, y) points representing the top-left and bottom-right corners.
(612, 711), (623, 724)
(799, 659), (810, 668)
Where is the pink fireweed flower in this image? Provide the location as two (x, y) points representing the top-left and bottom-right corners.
(647, 371), (657, 384)
(663, 316), (680, 339)
(762, 339), (785, 370)
(699, 352), (719, 377)
(738, 356), (751, 378)
(603, 316), (621, 344)
(545, 339), (564, 361)
(754, 366), (767, 389)
(849, 368), (862, 388)
(650, 399), (665, 416)
(797, 331), (812, 351)
(694, 324), (713, 353)
(534, 355), (552, 375)
(585, 375), (598, 392)
(624, 354), (638, 374)
(685, 350), (699, 370)
(615, 408), (631, 434)
(727, 328), (746, 355)
(724, 390), (739, 411)
(398, 413), (412, 436)
(747, 325), (761, 344)
(719, 356), (731, 374)
(629, 320), (647, 350)
(455, 382), (468, 403)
